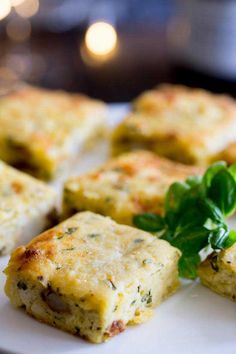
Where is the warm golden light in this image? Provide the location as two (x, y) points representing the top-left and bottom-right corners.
(0, 0), (11, 20)
(7, 18), (31, 42)
(14, 0), (39, 18)
(85, 22), (117, 56)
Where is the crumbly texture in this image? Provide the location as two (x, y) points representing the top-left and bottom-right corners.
(111, 85), (236, 165)
(63, 151), (202, 225)
(198, 244), (236, 301)
(0, 85), (107, 180)
(0, 160), (57, 255)
(4, 211), (181, 343)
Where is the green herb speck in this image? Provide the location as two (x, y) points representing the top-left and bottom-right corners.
(62, 247), (75, 251)
(141, 290), (152, 305)
(65, 227), (78, 235)
(143, 258), (152, 265)
(88, 233), (100, 238)
(134, 238), (144, 244)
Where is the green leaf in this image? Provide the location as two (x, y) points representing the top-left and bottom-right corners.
(178, 254), (201, 280)
(171, 227), (209, 255)
(133, 213), (165, 232)
(207, 169), (236, 217)
(223, 229), (236, 249)
(228, 163), (236, 181)
(197, 198), (223, 224)
(133, 161), (236, 280)
(202, 161), (227, 189)
(209, 225), (229, 249)
(176, 207), (206, 231)
(164, 182), (190, 228)
(185, 175), (202, 188)
(165, 182), (190, 213)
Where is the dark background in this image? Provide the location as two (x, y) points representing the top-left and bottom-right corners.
(0, 0), (236, 102)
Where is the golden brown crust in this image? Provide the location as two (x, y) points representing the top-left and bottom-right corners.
(63, 151), (203, 224)
(4, 211), (181, 343)
(0, 85), (107, 179)
(112, 85), (236, 165)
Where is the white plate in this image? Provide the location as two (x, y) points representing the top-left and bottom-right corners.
(0, 104), (235, 354)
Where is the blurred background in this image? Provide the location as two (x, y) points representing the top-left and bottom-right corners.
(0, 0), (236, 101)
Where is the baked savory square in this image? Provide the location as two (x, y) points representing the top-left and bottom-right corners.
(4, 211), (181, 343)
(0, 85), (107, 180)
(198, 244), (236, 301)
(111, 85), (236, 165)
(63, 151), (202, 225)
(0, 160), (57, 256)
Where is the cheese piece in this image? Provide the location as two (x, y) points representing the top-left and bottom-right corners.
(4, 211), (181, 343)
(0, 85), (107, 180)
(111, 85), (236, 165)
(0, 160), (57, 255)
(198, 244), (236, 301)
(63, 151), (202, 225)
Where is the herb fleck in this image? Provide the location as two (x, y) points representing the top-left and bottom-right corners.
(88, 233), (100, 238)
(210, 253), (219, 272)
(57, 235), (64, 240)
(143, 258), (152, 265)
(17, 281), (27, 290)
(106, 279), (117, 290)
(134, 238), (144, 244)
(62, 247), (75, 251)
(75, 326), (80, 334)
(65, 227), (78, 235)
(141, 290), (152, 305)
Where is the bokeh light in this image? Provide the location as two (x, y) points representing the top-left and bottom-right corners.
(0, 0), (11, 21)
(14, 0), (39, 18)
(85, 22), (117, 57)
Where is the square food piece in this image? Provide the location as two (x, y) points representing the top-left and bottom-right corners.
(111, 85), (236, 165)
(63, 151), (202, 225)
(4, 211), (180, 343)
(0, 85), (107, 180)
(0, 160), (57, 255)
(198, 245), (236, 301)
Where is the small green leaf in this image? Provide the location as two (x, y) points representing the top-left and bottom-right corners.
(209, 225), (229, 249)
(228, 163), (236, 180)
(133, 213), (165, 232)
(165, 182), (190, 213)
(165, 182), (190, 228)
(176, 207), (206, 231)
(185, 175), (202, 188)
(207, 169), (236, 216)
(202, 161), (227, 189)
(178, 254), (201, 280)
(223, 229), (236, 249)
(171, 227), (209, 255)
(197, 198), (223, 224)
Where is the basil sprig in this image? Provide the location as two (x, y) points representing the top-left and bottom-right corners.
(133, 161), (236, 279)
